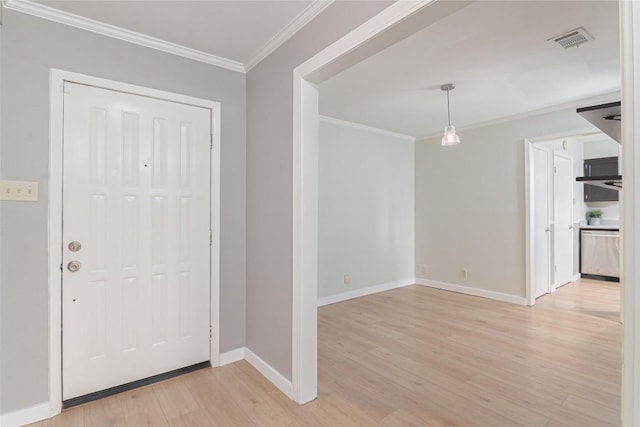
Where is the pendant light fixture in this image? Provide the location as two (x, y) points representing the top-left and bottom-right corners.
(440, 83), (460, 146)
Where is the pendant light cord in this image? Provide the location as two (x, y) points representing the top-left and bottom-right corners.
(446, 88), (452, 126)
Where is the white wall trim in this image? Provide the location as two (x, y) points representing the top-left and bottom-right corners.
(417, 91), (620, 141)
(5, 0), (337, 74)
(573, 273), (581, 282)
(245, 0), (334, 72)
(209, 87), (223, 369)
(524, 138), (535, 306)
(415, 278), (527, 306)
(48, 69), (221, 416)
(4, 0), (245, 73)
(295, 0), (442, 79)
(0, 402), (50, 427)
(526, 128), (603, 144)
(318, 278), (415, 307)
(219, 347), (246, 366)
(292, 76), (320, 404)
(245, 348), (293, 399)
(319, 115), (415, 142)
(620, 1), (640, 425)
(48, 69), (65, 419)
(292, 0), (443, 405)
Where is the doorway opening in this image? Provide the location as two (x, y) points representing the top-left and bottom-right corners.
(293, 0), (639, 423)
(526, 131), (622, 304)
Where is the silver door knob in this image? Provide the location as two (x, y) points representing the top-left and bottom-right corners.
(545, 228), (551, 232)
(67, 261), (81, 272)
(68, 241), (82, 252)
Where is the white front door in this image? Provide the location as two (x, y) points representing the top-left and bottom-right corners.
(553, 152), (574, 288)
(62, 82), (212, 400)
(533, 145), (552, 299)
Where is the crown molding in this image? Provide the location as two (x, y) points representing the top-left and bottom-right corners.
(319, 115), (415, 142)
(3, 0), (246, 73)
(416, 90), (621, 141)
(245, 0), (334, 72)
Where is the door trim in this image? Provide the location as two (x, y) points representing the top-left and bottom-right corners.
(524, 130), (599, 305)
(48, 69), (221, 417)
(621, 1), (640, 423)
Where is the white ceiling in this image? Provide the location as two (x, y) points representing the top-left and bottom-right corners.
(319, 0), (621, 138)
(30, 0), (316, 65)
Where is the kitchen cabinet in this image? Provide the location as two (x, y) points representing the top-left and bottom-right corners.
(583, 157), (619, 202)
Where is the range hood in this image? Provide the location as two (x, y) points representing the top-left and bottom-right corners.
(576, 101), (621, 144)
(576, 101), (622, 191)
(576, 175), (622, 191)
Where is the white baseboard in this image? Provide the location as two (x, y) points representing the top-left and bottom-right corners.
(0, 402), (50, 427)
(317, 278), (415, 307)
(219, 347), (245, 366)
(573, 274), (581, 282)
(415, 278), (527, 305)
(244, 348), (293, 399)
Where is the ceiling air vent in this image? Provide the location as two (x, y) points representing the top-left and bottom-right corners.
(549, 27), (594, 48)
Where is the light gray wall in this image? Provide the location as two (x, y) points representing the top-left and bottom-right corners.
(584, 138), (622, 159)
(0, 11), (246, 414)
(246, 1), (393, 380)
(415, 106), (601, 298)
(318, 120), (414, 299)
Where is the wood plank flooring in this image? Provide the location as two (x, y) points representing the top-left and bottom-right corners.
(30, 279), (621, 426)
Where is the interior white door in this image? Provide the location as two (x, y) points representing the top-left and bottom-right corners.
(533, 145), (552, 299)
(553, 152), (574, 288)
(62, 82), (212, 400)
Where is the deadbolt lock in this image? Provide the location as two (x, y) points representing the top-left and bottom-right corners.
(68, 241), (82, 252)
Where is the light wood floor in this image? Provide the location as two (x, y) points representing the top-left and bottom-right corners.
(30, 279), (621, 426)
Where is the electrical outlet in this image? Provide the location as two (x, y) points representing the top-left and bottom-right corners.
(461, 269), (468, 278)
(0, 180), (39, 201)
(343, 274), (351, 285)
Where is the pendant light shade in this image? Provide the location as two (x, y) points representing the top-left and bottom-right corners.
(440, 83), (460, 146)
(442, 124), (460, 146)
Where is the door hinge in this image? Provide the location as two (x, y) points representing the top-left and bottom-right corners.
(210, 134), (213, 149)
(209, 230), (212, 246)
(61, 82), (71, 94)
(554, 166), (557, 173)
(209, 325), (212, 341)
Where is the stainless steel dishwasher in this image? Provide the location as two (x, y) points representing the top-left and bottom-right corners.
(580, 229), (620, 281)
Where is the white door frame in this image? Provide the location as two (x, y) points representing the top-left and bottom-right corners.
(294, 1), (639, 424)
(620, 1), (640, 424)
(48, 69), (221, 417)
(525, 130), (598, 305)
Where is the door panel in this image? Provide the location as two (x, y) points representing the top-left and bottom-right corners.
(62, 82), (211, 400)
(533, 146), (551, 298)
(554, 153), (574, 288)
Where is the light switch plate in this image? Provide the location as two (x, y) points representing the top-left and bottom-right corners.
(0, 180), (39, 201)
